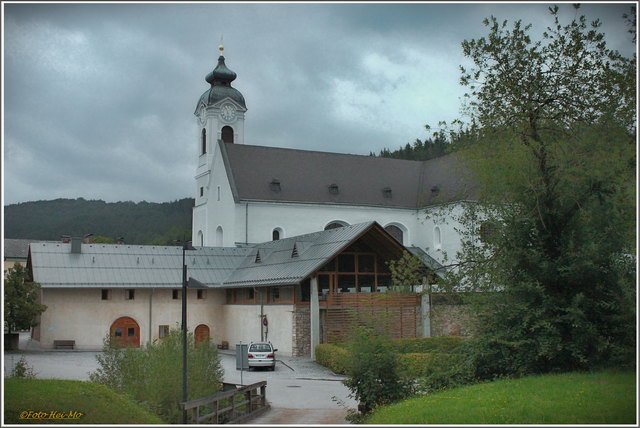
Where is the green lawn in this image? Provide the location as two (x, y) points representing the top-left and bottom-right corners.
(365, 370), (637, 424)
(4, 378), (165, 424)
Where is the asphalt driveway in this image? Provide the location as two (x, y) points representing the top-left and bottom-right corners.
(4, 333), (356, 424)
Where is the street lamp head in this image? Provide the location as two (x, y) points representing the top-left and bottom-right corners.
(173, 239), (196, 251)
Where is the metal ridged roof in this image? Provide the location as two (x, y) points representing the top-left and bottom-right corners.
(30, 243), (250, 288)
(29, 222), (394, 289)
(219, 222), (375, 288)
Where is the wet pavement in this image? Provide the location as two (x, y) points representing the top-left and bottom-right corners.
(4, 333), (355, 424)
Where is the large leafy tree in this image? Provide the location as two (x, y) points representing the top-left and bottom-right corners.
(435, 5), (636, 377)
(4, 263), (47, 336)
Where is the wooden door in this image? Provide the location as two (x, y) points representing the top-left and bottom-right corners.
(110, 317), (140, 348)
(194, 324), (210, 346)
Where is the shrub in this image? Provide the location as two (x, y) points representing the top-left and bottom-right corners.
(342, 326), (412, 416)
(315, 344), (350, 375)
(90, 328), (224, 423)
(11, 356), (36, 379)
(397, 351), (476, 393)
(391, 336), (467, 354)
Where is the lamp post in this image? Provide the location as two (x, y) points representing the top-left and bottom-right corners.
(177, 239), (196, 424)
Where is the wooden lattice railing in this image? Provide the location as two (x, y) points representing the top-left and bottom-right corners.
(181, 381), (268, 424)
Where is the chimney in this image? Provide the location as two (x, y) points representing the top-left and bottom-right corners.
(71, 237), (82, 254)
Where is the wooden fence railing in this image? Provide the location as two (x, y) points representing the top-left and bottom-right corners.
(181, 381), (268, 424)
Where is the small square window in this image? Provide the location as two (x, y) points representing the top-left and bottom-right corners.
(127, 327), (135, 337)
(159, 325), (169, 338)
(126, 289), (135, 300)
(101, 289), (110, 300)
(197, 289), (206, 300)
(172, 289), (179, 300)
(114, 328), (122, 337)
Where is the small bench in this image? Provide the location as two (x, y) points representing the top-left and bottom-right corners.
(53, 340), (75, 350)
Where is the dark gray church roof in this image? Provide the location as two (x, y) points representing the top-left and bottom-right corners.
(221, 142), (476, 209)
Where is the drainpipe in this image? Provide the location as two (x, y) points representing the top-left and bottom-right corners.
(149, 288), (154, 345)
(256, 287), (264, 341)
(245, 203), (249, 245)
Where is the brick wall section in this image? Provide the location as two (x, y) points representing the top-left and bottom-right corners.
(291, 306), (311, 357)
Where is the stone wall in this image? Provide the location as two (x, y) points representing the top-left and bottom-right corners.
(291, 306), (310, 357)
(426, 293), (475, 337)
(430, 303), (474, 337)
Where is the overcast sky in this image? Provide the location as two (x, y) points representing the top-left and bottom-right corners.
(2, 2), (635, 206)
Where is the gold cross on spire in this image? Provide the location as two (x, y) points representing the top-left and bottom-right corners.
(218, 35), (224, 56)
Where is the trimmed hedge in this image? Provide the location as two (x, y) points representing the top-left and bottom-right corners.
(391, 336), (467, 354)
(315, 344), (350, 375)
(398, 352), (475, 392)
(315, 337), (475, 393)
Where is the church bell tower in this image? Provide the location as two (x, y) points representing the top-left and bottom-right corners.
(192, 44), (247, 246)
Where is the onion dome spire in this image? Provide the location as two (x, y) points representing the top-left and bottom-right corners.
(205, 42), (237, 86)
(195, 41), (246, 112)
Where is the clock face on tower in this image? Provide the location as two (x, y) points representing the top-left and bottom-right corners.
(220, 104), (236, 122)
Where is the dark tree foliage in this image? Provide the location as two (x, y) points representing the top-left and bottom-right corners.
(4, 198), (194, 245)
(4, 263), (47, 336)
(371, 134), (451, 161)
(433, 5), (636, 378)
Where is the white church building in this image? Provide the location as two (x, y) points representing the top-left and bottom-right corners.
(25, 47), (477, 357)
(191, 46), (475, 268)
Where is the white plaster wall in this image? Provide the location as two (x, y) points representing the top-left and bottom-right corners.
(234, 201), (420, 247)
(230, 200), (467, 267)
(38, 288), (224, 350)
(196, 141), (237, 247)
(221, 304), (294, 356)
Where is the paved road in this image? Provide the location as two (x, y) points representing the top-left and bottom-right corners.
(4, 333), (355, 424)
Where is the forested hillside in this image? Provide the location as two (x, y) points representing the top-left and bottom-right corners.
(370, 135), (451, 161)
(4, 198), (194, 245)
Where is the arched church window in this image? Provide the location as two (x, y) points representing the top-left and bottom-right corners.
(434, 226), (442, 250)
(215, 226), (223, 246)
(384, 224), (404, 244)
(272, 228), (282, 241)
(221, 126), (234, 144)
(197, 230), (204, 246)
(324, 221), (348, 230)
(201, 129), (207, 154)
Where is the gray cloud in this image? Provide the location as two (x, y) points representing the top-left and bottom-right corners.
(3, 2), (634, 205)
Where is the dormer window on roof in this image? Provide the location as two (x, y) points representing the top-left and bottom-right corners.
(382, 187), (392, 198)
(291, 243), (299, 258)
(270, 179), (281, 193)
(328, 184), (339, 195)
(254, 250), (262, 263)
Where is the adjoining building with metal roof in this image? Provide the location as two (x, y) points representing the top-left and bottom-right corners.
(28, 222), (438, 357)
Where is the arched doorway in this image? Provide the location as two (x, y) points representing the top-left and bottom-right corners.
(110, 316), (140, 348)
(194, 324), (210, 346)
